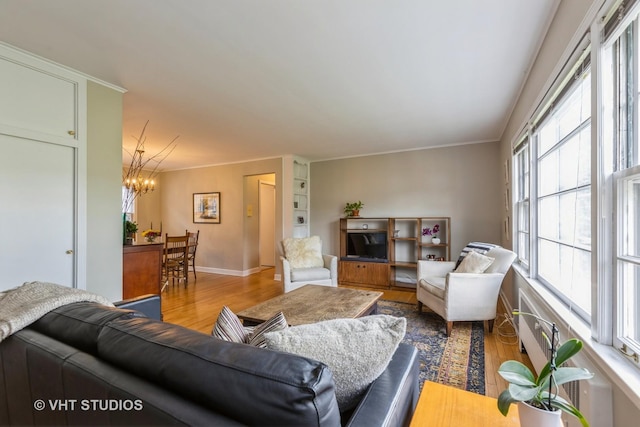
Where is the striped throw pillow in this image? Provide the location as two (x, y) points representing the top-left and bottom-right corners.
(455, 242), (499, 269)
(212, 306), (288, 348)
(248, 311), (288, 348)
(212, 305), (247, 343)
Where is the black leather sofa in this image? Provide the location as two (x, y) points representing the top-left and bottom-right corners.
(0, 295), (419, 426)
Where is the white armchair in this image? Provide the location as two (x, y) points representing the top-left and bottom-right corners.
(417, 244), (516, 336)
(280, 236), (338, 293)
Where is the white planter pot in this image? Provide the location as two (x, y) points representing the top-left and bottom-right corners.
(517, 402), (562, 427)
(431, 237), (441, 244)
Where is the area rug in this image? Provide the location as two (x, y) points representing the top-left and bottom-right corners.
(377, 300), (485, 395)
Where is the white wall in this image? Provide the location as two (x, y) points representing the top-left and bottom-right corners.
(86, 81), (124, 301)
(310, 142), (503, 258)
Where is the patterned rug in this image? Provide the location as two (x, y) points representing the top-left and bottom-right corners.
(377, 300), (485, 395)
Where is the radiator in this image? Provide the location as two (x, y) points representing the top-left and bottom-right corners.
(518, 290), (613, 427)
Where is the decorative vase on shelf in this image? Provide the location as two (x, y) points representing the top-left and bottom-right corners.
(431, 237), (441, 244)
(145, 236), (156, 243)
(517, 402), (562, 427)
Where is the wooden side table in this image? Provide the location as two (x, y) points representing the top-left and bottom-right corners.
(410, 381), (520, 426)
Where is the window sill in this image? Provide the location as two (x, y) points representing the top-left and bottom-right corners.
(512, 264), (640, 410)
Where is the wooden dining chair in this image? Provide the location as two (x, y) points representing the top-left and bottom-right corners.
(163, 233), (189, 289)
(185, 229), (200, 281)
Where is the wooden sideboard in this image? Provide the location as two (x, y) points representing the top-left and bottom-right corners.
(123, 242), (163, 299)
(338, 261), (389, 287)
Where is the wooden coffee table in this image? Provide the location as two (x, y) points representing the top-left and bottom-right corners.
(236, 284), (383, 326)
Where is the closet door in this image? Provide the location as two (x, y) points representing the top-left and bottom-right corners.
(0, 53), (77, 140)
(0, 134), (75, 290)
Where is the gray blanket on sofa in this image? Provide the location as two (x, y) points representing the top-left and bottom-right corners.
(0, 281), (113, 342)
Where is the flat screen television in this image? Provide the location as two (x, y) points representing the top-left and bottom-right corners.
(344, 232), (388, 262)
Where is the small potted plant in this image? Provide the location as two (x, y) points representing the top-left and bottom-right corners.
(344, 201), (364, 217)
(497, 311), (594, 427)
(422, 224), (440, 244)
(124, 220), (138, 245)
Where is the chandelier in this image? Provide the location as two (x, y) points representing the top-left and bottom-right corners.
(122, 121), (178, 212)
(123, 170), (156, 194)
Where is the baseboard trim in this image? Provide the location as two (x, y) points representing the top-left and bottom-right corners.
(195, 266), (261, 277)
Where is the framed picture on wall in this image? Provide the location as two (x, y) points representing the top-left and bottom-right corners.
(193, 192), (221, 224)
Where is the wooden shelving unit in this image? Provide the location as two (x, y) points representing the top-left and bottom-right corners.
(292, 159), (309, 238)
(417, 217), (451, 263)
(338, 216), (451, 290)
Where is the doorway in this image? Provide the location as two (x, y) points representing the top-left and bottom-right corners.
(259, 180), (276, 267)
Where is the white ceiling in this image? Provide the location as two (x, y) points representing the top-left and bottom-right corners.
(0, 0), (559, 170)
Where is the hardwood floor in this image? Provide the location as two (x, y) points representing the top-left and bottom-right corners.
(161, 268), (533, 399)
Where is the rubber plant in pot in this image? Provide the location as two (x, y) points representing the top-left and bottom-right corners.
(344, 201), (364, 217)
(497, 311), (594, 427)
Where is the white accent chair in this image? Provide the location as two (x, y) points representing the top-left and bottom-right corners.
(280, 236), (338, 293)
(417, 245), (517, 336)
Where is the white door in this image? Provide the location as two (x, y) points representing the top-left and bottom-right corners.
(0, 134), (76, 290)
(259, 181), (276, 267)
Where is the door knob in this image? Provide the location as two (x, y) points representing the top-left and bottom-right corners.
(66, 249), (73, 254)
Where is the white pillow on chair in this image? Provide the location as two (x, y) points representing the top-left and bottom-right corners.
(282, 236), (324, 269)
(454, 250), (494, 273)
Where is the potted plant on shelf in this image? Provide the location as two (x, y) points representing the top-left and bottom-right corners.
(422, 224), (440, 244)
(344, 201), (364, 217)
(124, 220), (138, 245)
(497, 311), (594, 427)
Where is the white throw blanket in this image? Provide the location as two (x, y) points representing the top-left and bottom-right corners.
(0, 281), (114, 342)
